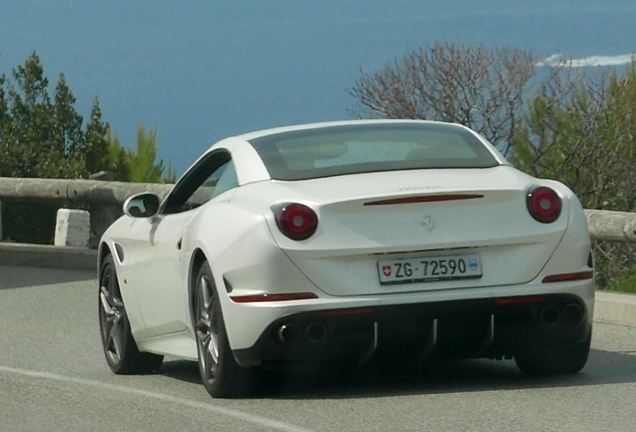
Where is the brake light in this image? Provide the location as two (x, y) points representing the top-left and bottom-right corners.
(364, 194), (483, 206)
(526, 186), (561, 223)
(272, 203), (318, 240)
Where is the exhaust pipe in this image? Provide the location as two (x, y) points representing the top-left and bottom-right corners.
(277, 324), (298, 344)
(539, 305), (560, 325)
(306, 322), (327, 342)
(277, 322), (328, 344)
(562, 303), (584, 324)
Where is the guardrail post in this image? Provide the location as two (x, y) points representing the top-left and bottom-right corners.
(88, 171), (117, 249)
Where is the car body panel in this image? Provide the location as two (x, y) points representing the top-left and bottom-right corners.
(231, 167), (573, 297)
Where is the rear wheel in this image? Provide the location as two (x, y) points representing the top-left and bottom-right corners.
(194, 262), (252, 398)
(515, 333), (591, 375)
(98, 254), (163, 374)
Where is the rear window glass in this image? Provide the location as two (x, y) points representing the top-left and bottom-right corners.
(248, 123), (499, 181)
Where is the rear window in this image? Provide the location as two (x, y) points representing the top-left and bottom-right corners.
(248, 123), (500, 181)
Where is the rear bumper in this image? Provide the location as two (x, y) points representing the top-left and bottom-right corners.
(233, 293), (592, 368)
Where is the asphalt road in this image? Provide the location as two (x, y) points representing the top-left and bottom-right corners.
(1, 265), (636, 432)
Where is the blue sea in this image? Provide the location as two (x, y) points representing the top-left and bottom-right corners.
(1, 0), (635, 174)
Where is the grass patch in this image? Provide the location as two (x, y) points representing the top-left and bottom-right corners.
(608, 267), (636, 294)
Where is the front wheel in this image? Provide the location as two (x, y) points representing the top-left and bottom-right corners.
(98, 254), (163, 374)
(194, 262), (253, 398)
(515, 333), (591, 376)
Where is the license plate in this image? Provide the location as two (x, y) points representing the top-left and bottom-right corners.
(378, 254), (482, 285)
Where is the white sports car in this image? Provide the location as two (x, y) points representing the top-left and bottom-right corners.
(98, 120), (594, 398)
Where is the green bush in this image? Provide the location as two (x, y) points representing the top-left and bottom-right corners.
(608, 266), (636, 294)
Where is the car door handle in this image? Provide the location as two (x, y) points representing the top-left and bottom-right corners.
(177, 238), (182, 250)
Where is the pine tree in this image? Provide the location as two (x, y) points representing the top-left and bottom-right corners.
(105, 126), (131, 181)
(49, 72), (85, 178)
(0, 65), (8, 176)
(4, 51), (54, 178)
(84, 98), (109, 175)
(109, 124), (177, 184)
(129, 125), (163, 182)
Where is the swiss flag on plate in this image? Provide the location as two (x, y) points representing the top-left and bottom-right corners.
(382, 266), (392, 277)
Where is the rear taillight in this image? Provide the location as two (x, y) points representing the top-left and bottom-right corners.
(272, 203), (318, 240)
(526, 186), (561, 223)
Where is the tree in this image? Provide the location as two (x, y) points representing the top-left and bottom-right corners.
(347, 43), (537, 156)
(511, 62), (636, 211)
(50, 72), (86, 177)
(0, 52), (174, 243)
(510, 62), (636, 287)
(1, 52), (53, 178)
(0, 52), (110, 180)
(128, 125), (176, 183)
(106, 125), (177, 184)
(0, 65), (7, 160)
(83, 98), (110, 175)
(105, 126), (130, 181)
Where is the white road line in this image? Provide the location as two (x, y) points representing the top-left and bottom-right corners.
(0, 365), (315, 432)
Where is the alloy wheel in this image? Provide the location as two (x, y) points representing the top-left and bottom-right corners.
(196, 274), (220, 384)
(99, 263), (126, 366)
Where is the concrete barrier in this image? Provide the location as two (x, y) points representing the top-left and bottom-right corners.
(0, 242), (96, 270)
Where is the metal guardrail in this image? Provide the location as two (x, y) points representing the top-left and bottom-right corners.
(0, 176), (634, 245)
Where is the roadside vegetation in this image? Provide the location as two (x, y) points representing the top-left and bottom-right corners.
(608, 268), (636, 294)
(0, 51), (175, 243)
(348, 43), (636, 289)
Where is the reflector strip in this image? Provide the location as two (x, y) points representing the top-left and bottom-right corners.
(230, 292), (318, 303)
(496, 296), (545, 305)
(364, 194), (484, 206)
(542, 271), (594, 283)
(320, 308), (374, 317)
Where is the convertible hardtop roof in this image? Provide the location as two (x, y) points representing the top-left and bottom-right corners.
(231, 120), (505, 181)
(231, 119), (467, 141)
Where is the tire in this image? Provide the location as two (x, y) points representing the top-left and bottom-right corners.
(194, 262), (253, 398)
(515, 333), (591, 376)
(98, 254), (163, 374)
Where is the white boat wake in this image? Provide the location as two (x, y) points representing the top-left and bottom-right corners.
(537, 53), (635, 67)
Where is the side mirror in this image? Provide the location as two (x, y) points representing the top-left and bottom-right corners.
(123, 193), (161, 218)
